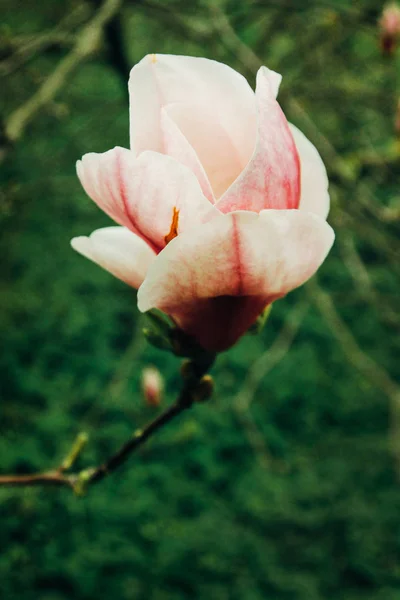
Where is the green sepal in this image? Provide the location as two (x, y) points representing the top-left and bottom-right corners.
(248, 304), (273, 335)
(142, 309), (175, 352)
(142, 327), (174, 352)
(143, 310), (215, 365)
(144, 309), (174, 336)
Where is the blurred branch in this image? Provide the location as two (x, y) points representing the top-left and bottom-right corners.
(308, 279), (400, 477)
(233, 301), (309, 469)
(0, 33), (76, 76)
(211, 5), (399, 236)
(3, 0), (123, 148)
(0, 5), (89, 76)
(209, 4), (261, 74)
(138, 0), (210, 43)
(0, 431), (88, 489)
(235, 301), (310, 413)
(0, 357), (214, 493)
(338, 231), (399, 328)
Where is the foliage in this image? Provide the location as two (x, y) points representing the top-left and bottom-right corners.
(1, 1), (400, 598)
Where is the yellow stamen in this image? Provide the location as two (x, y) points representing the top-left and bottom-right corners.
(150, 53), (157, 64)
(164, 207), (180, 245)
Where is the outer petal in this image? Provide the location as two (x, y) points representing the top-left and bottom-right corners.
(289, 123), (330, 219)
(216, 67), (300, 214)
(138, 209), (334, 351)
(71, 227), (156, 289)
(129, 54), (257, 165)
(77, 148), (218, 252)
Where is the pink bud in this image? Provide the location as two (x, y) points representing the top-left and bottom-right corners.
(141, 367), (164, 407)
(379, 3), (400, 55)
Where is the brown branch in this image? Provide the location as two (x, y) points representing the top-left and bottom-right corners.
(3, 0), (123, 145)
(0, 471), (76, 489)
(0, 356), (214, 493)
(87, 377), (201, 487)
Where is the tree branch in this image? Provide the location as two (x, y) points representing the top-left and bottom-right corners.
(0, 5), (89, 77)
(0, 471), (76, 489)
(3, 0), (123, 146)
(0, 356), (214, 493)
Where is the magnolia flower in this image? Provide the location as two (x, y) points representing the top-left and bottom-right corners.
(72, 54), (334, 352)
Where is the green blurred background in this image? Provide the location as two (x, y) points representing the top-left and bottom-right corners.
(1, 0), (400, 598)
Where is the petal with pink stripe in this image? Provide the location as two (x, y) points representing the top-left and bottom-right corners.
(77, 148), (218, 252)
(138, 209), (334, 351)
(217, 67), (301, 214)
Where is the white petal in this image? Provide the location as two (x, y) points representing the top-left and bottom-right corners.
(289, 123), (330, 219)
(129, 54), (257, 165)
(71, 227), (156, 289)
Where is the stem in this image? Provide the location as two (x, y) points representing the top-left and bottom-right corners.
(0, 356), (214, 493)
(88, 383), (194, 485)
(0, 471), (75, 489)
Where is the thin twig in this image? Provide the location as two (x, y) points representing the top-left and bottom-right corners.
(235, 301), (310, 413)
(233, 301), (309, 469)
(87, 382), (195, 486)
(0, 356), (214, 493)
(210, 5), (261, 74)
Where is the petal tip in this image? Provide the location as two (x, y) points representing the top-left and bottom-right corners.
(256, 65), (282, 98)
(137, 288), (151, 313)
(70, 235), (90, 255)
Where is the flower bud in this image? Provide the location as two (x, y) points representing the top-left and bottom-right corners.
(192, 375), (214, 403)
(141, 366), (164, 407)
(379, 3), (400, 55)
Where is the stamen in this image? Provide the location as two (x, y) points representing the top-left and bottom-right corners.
(164, 207), (180, 245)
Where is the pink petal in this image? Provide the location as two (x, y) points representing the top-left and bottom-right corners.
(76, 150), (136, 234)
(71, 227), (156, 289)
(289, 124), (330, 219)
(163, 103), (246, 200)
(138, 209), (334, 351)
(129, 54), (257, 164)
(216, 67), (301, 214)
(77, 148), (218, 252)
(161, 108), (214, 203)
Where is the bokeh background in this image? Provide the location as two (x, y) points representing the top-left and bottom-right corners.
(1, 1), (400, 598)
